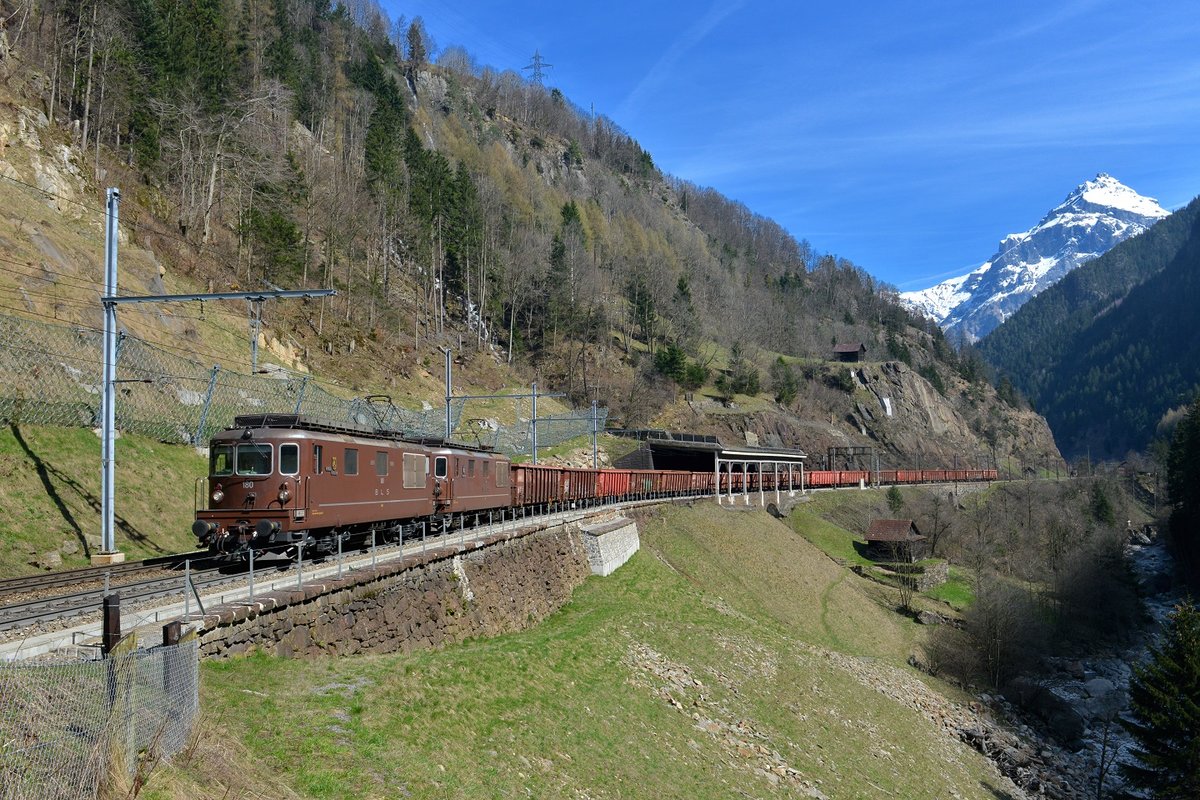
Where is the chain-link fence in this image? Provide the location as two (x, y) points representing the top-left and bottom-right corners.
(0, 639), (199, 800)
(470, 409), (610, 457)
(0, 311), (610, 455)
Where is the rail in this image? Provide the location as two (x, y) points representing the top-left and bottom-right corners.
(0, 551), (211, 601)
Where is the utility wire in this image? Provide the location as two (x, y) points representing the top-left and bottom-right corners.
(0, 257), (107, 290)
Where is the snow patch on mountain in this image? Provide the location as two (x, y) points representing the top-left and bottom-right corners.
(901, 174), (1168, 342)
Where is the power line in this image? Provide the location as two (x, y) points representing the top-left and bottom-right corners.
(0, 257), (106, 290)
(0, 171), (107, 217)
(8, 288), (102, 311)
(0, 300), (434, 401)
(0, 302), (103, 328)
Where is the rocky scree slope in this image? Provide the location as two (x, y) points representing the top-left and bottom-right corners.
(842, 361), (1061, 470)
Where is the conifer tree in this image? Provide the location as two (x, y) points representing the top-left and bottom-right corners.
(1167, 395), (1200, 574)
(1167, 396), (1200, 520)
(405, 18), (427, 85)
(1121, 601), (1200, 798)
(769, 357), (798, 405)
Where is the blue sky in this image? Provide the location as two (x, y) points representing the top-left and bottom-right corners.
(383, 1), (1200, 290)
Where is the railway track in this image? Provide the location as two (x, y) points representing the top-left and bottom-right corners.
(0, 479), (993, 646)
(0, 556), (277, 633)
(0, 550), (212, 601)
(0, 500), (639, 639)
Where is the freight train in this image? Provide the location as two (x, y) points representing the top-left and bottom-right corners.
(192, 414), (996, 557)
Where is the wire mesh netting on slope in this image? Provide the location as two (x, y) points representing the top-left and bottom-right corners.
(0, 312), (605, 455)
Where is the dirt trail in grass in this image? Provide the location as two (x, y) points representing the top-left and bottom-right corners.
(818, 569), (849, 649)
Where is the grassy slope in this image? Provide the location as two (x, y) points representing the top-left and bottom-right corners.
(0, 424), (204, 574)
(147, 504), (1012, 799)
(793, 488), (979, 610)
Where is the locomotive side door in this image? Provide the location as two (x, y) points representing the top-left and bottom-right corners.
(279, 442), (302, 516)
(433, 455), (451, 511)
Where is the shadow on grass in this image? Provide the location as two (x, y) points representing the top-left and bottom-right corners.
(10, 423), (166, 555)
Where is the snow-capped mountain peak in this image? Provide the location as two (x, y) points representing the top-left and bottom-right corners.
(1066, 172), (1168, 219)
(900, 174), (1168, 342)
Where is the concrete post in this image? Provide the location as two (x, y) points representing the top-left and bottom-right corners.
(194, 364), (220, 446)
(531, 382), (538, 464)
(293, 374), (310, 415)
(444, 348), (453, 441)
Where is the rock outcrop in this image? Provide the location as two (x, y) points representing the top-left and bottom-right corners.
(844, 361), (1063, 472)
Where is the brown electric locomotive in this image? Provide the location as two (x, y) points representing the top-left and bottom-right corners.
(192, 414), (511, 556)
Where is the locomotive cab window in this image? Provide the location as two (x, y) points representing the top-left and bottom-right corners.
(434, 456), (448, 479)
(482, 461), (490, 478)
(468, 460), (476, 477)
(210, 445), (234, 477)
(235, 443), (272, 476)
(313, 444), (323, 474)
(280, 444), (299, 475)
(345, 448), (359, 476)
(375, 451), (388, 477)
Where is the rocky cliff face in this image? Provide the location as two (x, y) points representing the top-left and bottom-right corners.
(843, 362), (1062, 473)
(673, 361), (1064, 475)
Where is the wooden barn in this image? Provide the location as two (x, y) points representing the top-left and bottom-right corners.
(832, 342), (867, 362)
(864, 519), (927, 562)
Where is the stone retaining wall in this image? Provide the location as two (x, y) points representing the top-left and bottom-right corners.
(914, 560), (949, 591)
(191, 520), (597, 660)
(581, 517), (640, 576)
(854, 559), (949, 591)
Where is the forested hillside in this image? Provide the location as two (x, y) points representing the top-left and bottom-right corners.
(980, 195), (1200, 459)
(0, 0), (1054, 468)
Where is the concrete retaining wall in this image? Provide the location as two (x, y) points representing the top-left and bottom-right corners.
(192, 520), (597, 660)
(581, 517), (640, 576)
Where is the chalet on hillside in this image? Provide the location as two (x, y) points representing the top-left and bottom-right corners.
(864, 519), (927, 562)
(832, 342), (867, 363)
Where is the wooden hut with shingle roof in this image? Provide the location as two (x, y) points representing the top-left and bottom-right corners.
(832, 342), (867, 362)
(864, 519), (927, 562)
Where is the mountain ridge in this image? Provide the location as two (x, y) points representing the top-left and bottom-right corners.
(902, 174), (1168, 342)
(979, 193), (1200, 458)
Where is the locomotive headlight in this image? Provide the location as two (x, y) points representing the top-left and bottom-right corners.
(211, 487), (225, 504)
(278, 485), (291, 503)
